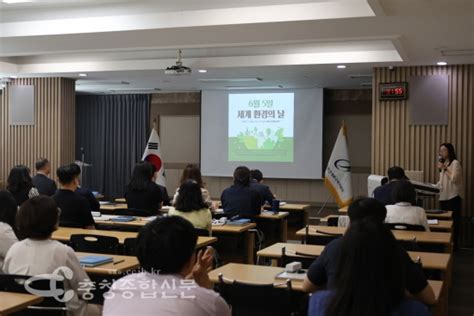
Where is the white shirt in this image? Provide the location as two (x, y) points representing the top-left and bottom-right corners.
(103, 272), (231, 316)
(385, 202), (430, 231)
(3, 239), (90, 316)
(437, 159), (464, 200)
(0, 222), (18, 270)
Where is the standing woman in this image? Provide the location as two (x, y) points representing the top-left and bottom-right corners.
(7, 165), (40, 206)
(437, 143), (464, 249)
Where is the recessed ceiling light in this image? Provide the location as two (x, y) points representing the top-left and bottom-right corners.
(198, 69), (207, 73)
(10, 76), (18, 79)
(437, 61), (448, 66)
(337, 65), (346, 69)
(78, 73), (87, 77)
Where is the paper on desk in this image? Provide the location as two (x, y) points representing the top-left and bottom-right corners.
(428, 219), (439, 225)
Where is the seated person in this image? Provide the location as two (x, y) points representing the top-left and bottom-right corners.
(103, 216), (231, 316)
(3, 196), (90, 316)
(159, 184), (171, 206)
(0, 190), (18, 270)
(7, 165), (40, 206)
(125, 161), (163, 214)
(302, 198), (436, 306)
(53, 164), (95, 229)
(69, 163), (100, 214)
(32, 158), (57, 196)
(169, 180), (212, 234)
(221, 166), (263, 216)
(309, 219), (430, 316)
(385, 180), (430, 231)
(250, 169), (275, 205)
(373, 166), (408, 205)
(172, 164), (214, 210)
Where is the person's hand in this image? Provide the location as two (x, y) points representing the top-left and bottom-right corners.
(437, 162), (446, 170)
(191, 247), (214, 289)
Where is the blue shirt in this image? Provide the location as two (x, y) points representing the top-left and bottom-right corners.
(309, 290), (430, 316)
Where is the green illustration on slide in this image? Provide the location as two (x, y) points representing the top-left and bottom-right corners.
(229, 127), (294, 162)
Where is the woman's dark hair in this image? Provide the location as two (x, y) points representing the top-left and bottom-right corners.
(137, 216), (197, 274)
(175, 180), (207, 212)
(391, 180), (417, 205)
(326, 219), (406, 316)
(179, 164), (204, 188)
(250, 169), (263, 182)
(233, 166), (251, 186)
(440, 143), (458, 166)
(16, 196), (59, 240)
(347, 197), (387, 223)
(0, 190), (18, 234)
(128, 162), (154, 191)
(7, 165), (33, 193)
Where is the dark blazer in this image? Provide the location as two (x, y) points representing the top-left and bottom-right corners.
(32, 174), (57, 196)
(221, 185), (263, 216)
(373, 181), (398, 206)
(250, 180), (274, 204)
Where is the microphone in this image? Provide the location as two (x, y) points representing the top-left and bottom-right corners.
(80, 147), (85, 155)
(438, 155), (445, 163)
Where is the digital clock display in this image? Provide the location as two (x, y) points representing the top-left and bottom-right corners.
(379, 82), (408, 100)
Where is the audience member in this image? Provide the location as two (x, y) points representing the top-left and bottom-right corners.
(3, 196), (90, 316)
(125, 161), (163, 214)
(103, 216), (231, 316)
(170, 180), (212, 234)
(221, 166), (263, 216)
(373, 166), (408, 205)
(0, 190), (18, 270)
(53, 164), (95, 229)
(309, 219), (430, 316)
(302, 198), (435, 305)
(7, 165), (40, 206)
(385, 180), (430, 231)
(32, 158), (57, 196)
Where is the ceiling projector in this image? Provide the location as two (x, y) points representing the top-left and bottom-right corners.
(165, 49), (192, 75)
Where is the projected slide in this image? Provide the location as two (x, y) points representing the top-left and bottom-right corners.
(228, 93), (294, 162)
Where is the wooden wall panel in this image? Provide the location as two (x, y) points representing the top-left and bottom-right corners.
(372, 65), (474, 219)
(0, 77), (76, 182)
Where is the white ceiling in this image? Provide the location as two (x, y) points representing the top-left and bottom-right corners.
(0, 0), (473, 93)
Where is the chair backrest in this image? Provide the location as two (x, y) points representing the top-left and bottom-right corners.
(385, 223), (426, 231)
(327, 216), (339, 227)
(123, 238), (138, 256)
(279, 246), (317, 269)
(195, 228), (211, 237)
(0, 274), (68, 313)
(115, 208), (154, 217)
(59, 220), (84, 228)
(70, 234), (119, 254)
(217, 274), (295, 316)
(305, 226), (342, 246)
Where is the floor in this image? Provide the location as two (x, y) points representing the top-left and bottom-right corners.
(448, 248), (474, 316)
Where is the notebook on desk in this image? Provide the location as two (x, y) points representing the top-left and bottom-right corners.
(275, 270), (307, 281)
(79, 255), (113, 267)
(111, 216), (136, 222)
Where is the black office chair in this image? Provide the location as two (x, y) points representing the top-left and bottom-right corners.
(279, 246), (317, 269)
(123, 238), (138, 256)
(304, 225), (342, 246)
(70, 234), (120, 254)
(0, 274), (68, 315)
(115, 208), (154, 217)
(216, 273), (297, 316)
(195, 228), (211, 237)
(385, 223), (426, 231)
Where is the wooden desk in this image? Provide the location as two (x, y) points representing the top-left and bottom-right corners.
(115, 198), (126, 203)
(76, 252), (140, 275)
(53, 227), (217, 248)
(208, 263), (442, 302)
(296, 226), (453, 252)
(256, 243), (452, 282)
(0, 292), (43, 315)
(321, 215), (453, 232)
(100, 203), (128, 213)
(257, 211), (289, 243)
(338, 206), (453, 220)
(212, 223), (256, 264)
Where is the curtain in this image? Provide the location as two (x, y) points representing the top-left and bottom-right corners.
(76, 94), (150, 198)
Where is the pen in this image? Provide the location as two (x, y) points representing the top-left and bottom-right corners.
(113, 259), (125, 265)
